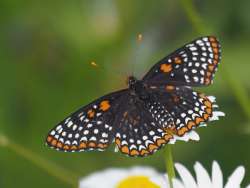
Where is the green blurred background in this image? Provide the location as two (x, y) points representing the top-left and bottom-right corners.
(1, 0), (250, 187)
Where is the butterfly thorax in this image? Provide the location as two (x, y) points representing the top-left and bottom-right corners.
(128, 76), (149, 100)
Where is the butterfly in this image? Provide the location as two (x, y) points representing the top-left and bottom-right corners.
(46, 36), (221, 157)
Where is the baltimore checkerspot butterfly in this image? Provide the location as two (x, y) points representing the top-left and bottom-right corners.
(46, 36), (222, 157)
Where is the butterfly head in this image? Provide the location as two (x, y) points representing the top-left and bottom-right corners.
(127, 76), (138, 89)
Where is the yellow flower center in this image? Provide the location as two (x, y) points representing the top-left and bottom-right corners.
(116, 175), (160, 188)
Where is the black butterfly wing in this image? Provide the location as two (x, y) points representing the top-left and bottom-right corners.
(143, 36), (221, 86)
(148, 85), (215, 136)
(46, 89), (128, 152)
(113, 97), (174, 157)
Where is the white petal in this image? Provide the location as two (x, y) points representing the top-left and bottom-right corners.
(224, 166), (245, 188)
(172, 131), (200, 142)
(213, 111), (225, 117)
(199, 123), (207, 127)
(212, 161), (223, 188)
(246, 184), (250, 188)
(173, 178), (185, 188)
(212, 104), (219, 108)
(173, 135), (189, 142)
(209, 116), (219, 121)
(209, 111), (225, 121)
(187, 131), (200, 141)
(151, 175), (168, 188)
(194, 162), (213, 188)
(175, 163), (198, 188)
(169, 137), (177, 144)
(169, 130), (200, 144)
(207, 96), (216, 102)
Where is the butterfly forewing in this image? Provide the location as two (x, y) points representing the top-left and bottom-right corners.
(46, 89), (128, 152)
(143, 36), (221, 86)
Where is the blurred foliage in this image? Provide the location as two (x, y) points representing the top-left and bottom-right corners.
(0, 0), (250, 187)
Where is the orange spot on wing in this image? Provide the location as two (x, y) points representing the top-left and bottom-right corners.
(97, 143), (107, 149)
(140, 149), (149, 156)
(169, 124), (177, 131)
(174, 57), (182, 64)
(206, 71), (212, 77)
(213, 60), (218, 64)
(56, 142), (63, 148)
(213, 47), (219, 54)
(87, 109), (95, 118)
(63, 145), (70, 150)
(203, 113), (210, 120)
(88, 142), (96, 148)
(166, 85), (175, 92)
(148, 144), (158, 152)
(79, 142), (86, 149)
(177, 127), (189, 136)
(47, 136), (53, 143)
(156, 138), (166, 146)
(214, 54), (219, 60)
(160, 64), (172, 73)
(187, 121), (196, 129)
(211, 42), (218, 48)
(208, 65), (214, 71)
(195, 117), (205, 124)
(100, 100), (111, 111)
(130, 149), (139, 156)
(121, 146), (129, 154)
(71, 145), (78, 150)
(206, 108), (212, 115)
(51, 139), (57, 146)
(205, 78), (210, 85)
(164, 134), (173, 141)
(115, 138), (121, 147)
(204, 100), (212, 108)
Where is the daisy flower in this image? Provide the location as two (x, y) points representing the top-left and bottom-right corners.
(171, 161), (250, 188)
(79, 166), (166, 188)
(79, 161), (249, 188)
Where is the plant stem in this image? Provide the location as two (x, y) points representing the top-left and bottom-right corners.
(220, 68), (250, 120)
(165, 145), (175, 188)
(180, 0), (207, 34)
(0, 134), (78, 187)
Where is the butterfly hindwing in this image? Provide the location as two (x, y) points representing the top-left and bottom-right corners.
(114, 99), (174, 157)
(149, 85), (215, 136)
(46, 89), (128, 152)
(143, 36), (221, 86)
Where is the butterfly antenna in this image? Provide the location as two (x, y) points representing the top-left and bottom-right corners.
(89, 61), (126, 84)
(89, 34), (144, 86)
(90, 61), (98, 67)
